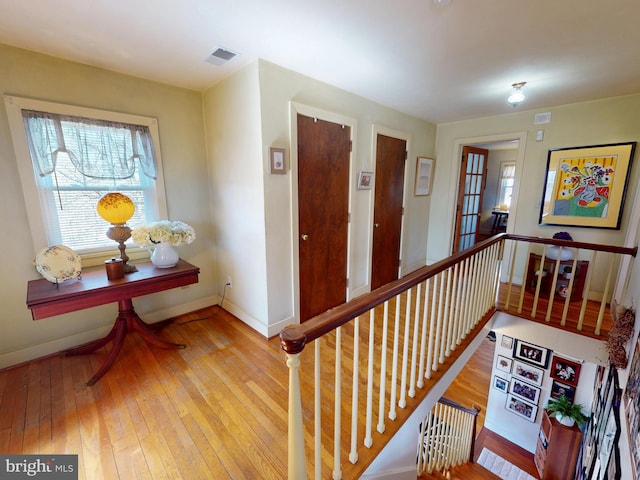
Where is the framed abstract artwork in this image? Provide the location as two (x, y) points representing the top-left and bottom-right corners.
(539, 142), (636, 229)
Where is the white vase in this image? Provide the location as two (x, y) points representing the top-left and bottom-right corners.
(150, 241), (179, 268)
(556, 413), (576, 427)
(546, 245), (573, 261)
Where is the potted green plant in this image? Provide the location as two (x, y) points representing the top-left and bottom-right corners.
(545, 395), (587, 427)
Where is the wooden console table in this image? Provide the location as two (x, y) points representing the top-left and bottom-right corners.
(525, 253), (588, 302)
(26, 259), (200, 385)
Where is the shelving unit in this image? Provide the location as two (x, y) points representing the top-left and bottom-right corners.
(534, 410), (582, 479)
(525, 253), (589, 302)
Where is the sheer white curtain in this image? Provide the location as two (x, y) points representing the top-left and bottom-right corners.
(20, 110), (159, 251)
(22, 110), (157, 180)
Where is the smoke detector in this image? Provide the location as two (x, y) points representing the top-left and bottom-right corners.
(205, 47), (238, 66)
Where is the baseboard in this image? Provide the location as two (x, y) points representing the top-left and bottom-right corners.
(221, 298), (297, 339)
(0, 294), (218, 371)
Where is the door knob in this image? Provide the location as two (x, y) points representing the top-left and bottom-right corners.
(374, 223), (380, 228)
(301, 234), (309, 241)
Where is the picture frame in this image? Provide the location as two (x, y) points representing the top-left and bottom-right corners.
(506, 394), (538, 422)
(539, 142), (636, 229)
(550, 354), (582, 387)
(414, 157), (434, 196)
(501, 335), (513, 349)
(513, 339), (551, 368)
(269, 147), (287, 174)
(493, 375), (508, 393)
(512, 359), (544, 386)
(496, 354), (513, 373)
(624, 335), (640, 480)
(551, 380), (576, 402)
(357, 171), (374, 190)
(509, 377), (541, 405)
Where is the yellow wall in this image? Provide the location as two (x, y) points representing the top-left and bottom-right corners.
(203, 60), (437, 336)
(0, 44), (216, 367)
(431, 95), (640, 261)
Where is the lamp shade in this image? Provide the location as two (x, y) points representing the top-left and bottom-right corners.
(97, 193), (135, 225)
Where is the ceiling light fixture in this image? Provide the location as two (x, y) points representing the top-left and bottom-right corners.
(507, 82), (527, 107)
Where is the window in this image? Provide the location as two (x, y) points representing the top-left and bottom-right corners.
(497, 162), (516, 209)
(5, 96), (167, 257)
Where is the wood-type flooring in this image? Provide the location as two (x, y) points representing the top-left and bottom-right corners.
(1, 305), (538, 480)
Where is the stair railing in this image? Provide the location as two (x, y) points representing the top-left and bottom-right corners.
(417, 397), (480, 476)
(280, 236), (504, 479)
(279, 233), (637, 479)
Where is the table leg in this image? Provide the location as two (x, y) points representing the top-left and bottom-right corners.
(65, 298), (185, 385)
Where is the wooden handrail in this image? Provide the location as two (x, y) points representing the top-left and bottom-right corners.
(280, 234), (505, 354)
(438, 397), (480, 417)
(280, 233), (636, 355)
(505, 234), (638, 256)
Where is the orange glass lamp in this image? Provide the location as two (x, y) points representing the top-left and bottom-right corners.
(97, 192), (138, 273)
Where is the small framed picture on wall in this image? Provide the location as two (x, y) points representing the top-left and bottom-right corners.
(496, 355), (513, 373)
(414, 157), (434, 196)
(493, 375), (508, 393)
(550, 355), (582, 387)
(550, 380), (576, 402)
(270, 147), (287, 174)
(501, 335), (513, 349)
(506, 394), (538, 422)
(512, 359), (544, 386)
(357, 171), (374, 190)
(509, 377), (541, 405)
(513, 339), (551, 368)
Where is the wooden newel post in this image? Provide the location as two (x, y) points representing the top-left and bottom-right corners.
(280, 326), (308, 479)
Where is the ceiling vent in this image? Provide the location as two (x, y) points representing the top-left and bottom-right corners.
(205, 47), (238, 66)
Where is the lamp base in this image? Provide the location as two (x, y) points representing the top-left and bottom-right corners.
(106, 224), (138, 274)
(123, 262), (138, 274)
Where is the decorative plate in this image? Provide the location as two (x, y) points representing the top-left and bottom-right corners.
(35, 245), (82, 283)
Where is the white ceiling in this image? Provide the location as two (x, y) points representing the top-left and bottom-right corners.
(1, 0), (640, 124)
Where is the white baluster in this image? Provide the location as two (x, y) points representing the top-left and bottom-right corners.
(399, 288), (412, 408)
(365, 310), (375, 447)
(444, 267), (454, 356)
(388, 295), (401, 420)
(427, 277), (438, 375)
(315, 340), (322, 479)
(437, 272), (447, 364)
(349, 317), (359, 463)
(333, 327), (342, 480)
(417, 279), (430, 387)
(377, 302), (389, 433)
(285, 352), (307, 479)
(409, 283), (421, 397)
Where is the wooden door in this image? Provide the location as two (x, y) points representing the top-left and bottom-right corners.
(453, 146), (488, 253)
(297, 114), (351, 322)
(371, 134), (406, 290)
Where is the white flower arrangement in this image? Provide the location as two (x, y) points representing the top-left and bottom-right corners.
(131, 220), (196, 247)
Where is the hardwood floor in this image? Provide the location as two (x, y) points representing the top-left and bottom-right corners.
(0, 305), (537, 480)
(0, 306), (290, 480)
